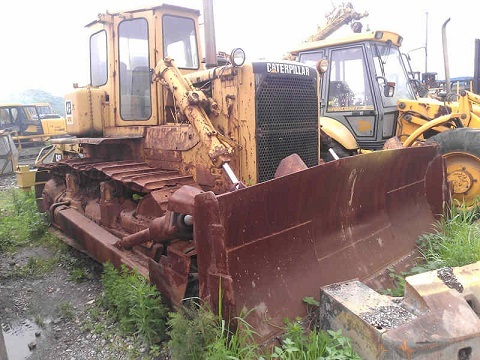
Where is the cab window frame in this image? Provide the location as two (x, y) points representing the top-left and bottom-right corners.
(162, 14), (199, 70)
(118, 17), (152, 121)
(90, 30), (108, 87)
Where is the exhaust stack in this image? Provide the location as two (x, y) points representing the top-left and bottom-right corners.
(203, 0), (217, 68)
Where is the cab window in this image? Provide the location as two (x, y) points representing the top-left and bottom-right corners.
(298, 50), (325, 68)
(162, 15), (199, 69)
(327, 47), (373, 112)
(90, 30), (108, 87)
(373, 44), (415, 107)
(118, 18), (152, 121)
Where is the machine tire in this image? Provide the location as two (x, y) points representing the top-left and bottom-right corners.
(426, 128), (480, 207)
(321, 139), (353, 162)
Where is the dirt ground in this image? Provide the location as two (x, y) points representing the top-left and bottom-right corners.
(0, 172), (154, 360)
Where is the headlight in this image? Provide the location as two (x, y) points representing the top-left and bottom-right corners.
(230, 48), (246, 67)
(316, 59), (329, 75)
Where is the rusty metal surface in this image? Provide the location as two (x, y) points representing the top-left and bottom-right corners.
(145, 125), (200, 151)
(321, 262), (480, 359)
(52, 205), (150, 278)
(274, 153), (308, 178)
(148, 240), (196, 306)
(50, 136), (143, 145)
(194, 146), (446, 341)
(59, 158), (195, 193)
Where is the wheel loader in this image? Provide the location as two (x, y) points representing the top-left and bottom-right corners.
(32, 3), (450, 345)
(289, 29), (480, 207)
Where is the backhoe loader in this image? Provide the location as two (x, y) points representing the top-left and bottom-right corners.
(32, 2), (448, 344)
(289, 28), (480, 207)
(0, 103), (67, 148)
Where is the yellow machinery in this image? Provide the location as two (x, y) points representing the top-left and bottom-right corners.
(33, 3), (452, 347)
(0, 103), (67, 148)
(0, 131), (18, 175)
(305, 2), (368, 42)
(289, 29), (480, 206)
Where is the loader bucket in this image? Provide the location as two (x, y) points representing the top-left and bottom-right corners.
(194, 145), (447, 341)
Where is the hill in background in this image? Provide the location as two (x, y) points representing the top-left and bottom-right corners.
(2, 89), (65, 116)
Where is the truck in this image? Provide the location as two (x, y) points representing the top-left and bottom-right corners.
(33, 2), (449, 345)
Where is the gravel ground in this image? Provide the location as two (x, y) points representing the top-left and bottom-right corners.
(0, 173), (17, 192)
(0, 172), (167, 360)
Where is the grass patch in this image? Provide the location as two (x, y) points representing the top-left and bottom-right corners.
(58, 301), (75, 320)
(0, 188), (95, 281)
(7, 255), (57, 279)
(272, 320), (361, 360)
(100, 262), (168, 345)
(383, 201), (480, 296)
(167, 300), (361, 360)
(167, 301), (259, 360)
(418, 202), (480, 268)
(167, 302), (218, 359)
(0, 189), (55, 253)
(34, 314), (46, 329)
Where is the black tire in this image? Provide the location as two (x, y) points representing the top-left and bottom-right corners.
(426, 128), (480, 155)
(426, 128), (480, 207)
(320, 139), (353, 162)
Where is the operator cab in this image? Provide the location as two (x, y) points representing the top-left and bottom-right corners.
(0, 104), (44, 135)
(292, 31), (416, 150)
(75, 4), (204, 135)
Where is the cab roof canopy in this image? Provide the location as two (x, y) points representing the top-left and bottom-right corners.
(85, 3), (200, 28)
(290, 30), (403, 55)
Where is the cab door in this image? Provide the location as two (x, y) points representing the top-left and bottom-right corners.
(321, 45), (384, 150)
(113, 12), (158, 126)
(370, 41), (417, 144)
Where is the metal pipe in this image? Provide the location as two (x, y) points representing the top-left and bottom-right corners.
(442, 18), (451, 95)
(203, 0), (217, 68)
(328, 148), (340, 160)
(222, 163), (239, 184)
(425, 12), (428, 74)
(403, 113), (461, 147)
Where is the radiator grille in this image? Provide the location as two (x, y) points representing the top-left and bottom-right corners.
(256, 74), (318, 183)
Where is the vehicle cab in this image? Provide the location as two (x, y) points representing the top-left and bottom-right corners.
(290, 31), (416, 153)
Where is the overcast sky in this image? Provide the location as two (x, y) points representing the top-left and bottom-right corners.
(0, 0), (477, 99)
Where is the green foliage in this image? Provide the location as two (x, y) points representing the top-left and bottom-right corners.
(7, 255), (57, 279)
(381, 269), (407, 297)
(167, 301), (261, 360)
(167, 303), (361, 360)
(418, 201), (480, 269)
(204, 314), (260, 360)
(100, 262), (167, 344)
(384, 200), (480, 296)
(34, 314), (46, 328)
(271, 321), (361, 360)
(58, 301), (75, 320)
(68, 267), (91, 282)
(167, 302), (220, 360)
(0, 189), (51, 253)
(303, 297), (320, 307)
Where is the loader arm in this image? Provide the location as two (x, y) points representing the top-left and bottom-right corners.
(153, 58), (234, 169)
(397, 90), (480, 143)
(305, 2), (368, 43)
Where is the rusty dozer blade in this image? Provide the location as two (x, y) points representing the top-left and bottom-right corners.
(194, 145), (447, 341)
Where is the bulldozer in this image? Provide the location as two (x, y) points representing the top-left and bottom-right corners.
(288, 27), (480, 207)
(32, 2), (450, 344)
